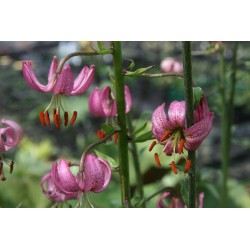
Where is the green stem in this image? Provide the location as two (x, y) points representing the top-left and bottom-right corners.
(182, 42), (196, 208)
(127, 113), (145, 207)
(219, 47), (228, 208)
(112, 42), (131, 208)
(227, 42), (238, 149)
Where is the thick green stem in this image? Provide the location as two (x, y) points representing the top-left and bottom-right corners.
(182, 42), (196, 208)
(219, 47), (228, 207)
(127, 113), (145, 207)
(112, 42), (131, 208)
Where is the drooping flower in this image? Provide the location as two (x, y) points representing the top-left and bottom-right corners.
(22, 56), (95, 129)
(88, 85), (132, 118)
(0, 119), (23, 180)
(41, 171), (78, 203)
(42, 155), (111, 206)
(157, 192), (204, 208)
(160, 57), (183, 73)
(149, 94), (214, 174)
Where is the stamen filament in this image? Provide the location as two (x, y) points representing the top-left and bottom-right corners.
(154, 153), (161, 167)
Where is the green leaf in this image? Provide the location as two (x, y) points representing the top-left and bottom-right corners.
(125, 65), (155, 77)
(127, 59), (135, 71)
(97, 41), (105, 51)
(180, 178), (188, 206)
(131, 122), (147, 136)
(94, 150), (118, 168)
(193, 87), (202, 109)
(132, 130), (153, 142)
(101, 123), (114, 134)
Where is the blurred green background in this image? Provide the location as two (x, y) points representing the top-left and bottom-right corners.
(0, 41), (249, 208)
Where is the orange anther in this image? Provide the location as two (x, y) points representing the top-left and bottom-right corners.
(171, 161), (177, 174)
(149, 141), (157, 151)
(64, 112), (68, 126)
(39, 111), (46, 126)
(154, 153), (161, 167)
(97, 130), (102, 139)
(114, 132), (118, 143)
(160, 130), (171, 142)
(184, 160), (192, 173)
(178, 139), (185, 154)
(54, 114), (61, 130)
(45, 111), (50, 126)
(70, 111), (77, 125)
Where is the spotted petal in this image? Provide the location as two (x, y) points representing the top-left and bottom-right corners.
(167, 101), (186, 128)
(70, 65), (95, 95)
(152, 103), (172, 142)
(100, 86), (116, 117)
(194, 94), (210, 123)
(183, 112), (214, 151)
(52, 65), (74, 95)
(156, 192), (170, 208)
(125, 85), (132, 113)
(22, 57), (57, 92)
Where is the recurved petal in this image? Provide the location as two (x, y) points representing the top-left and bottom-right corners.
(22, 61), (54, 92)
(51, 160), (79, 195)
(52, 65), (74, 95)
(84, 154), (104, 193)
(100, 85), (115, 117)
(194, 94), (210, 123)
(71, 65), (95, 95)
(0, 119), (23, 151)
(96, 157), (111, 192)
(156, 192), (170, 208)
(169, 197), (185, 208)
(183, 112), (214, 151)
(198, 192), (204, 208)
(88, 88), (106, 117)
(152, 103), (172, 141)
(48, 56), (59, 82)
(168, 101), (186, 128)
(125, 85), (132, 113)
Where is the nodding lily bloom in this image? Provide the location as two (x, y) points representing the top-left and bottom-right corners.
(149, 94), (214, 174)
(157, 192), (204, 208)
(0, 119), (23, 181)
(160, 57), (183, 73)
(48, 155), (111, 207)
(41, 171), (79, 203)
(88, 85), (132, 118)
(22, 56), (95, 129)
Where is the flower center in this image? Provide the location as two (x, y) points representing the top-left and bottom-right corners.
(149, 129), (191, 174)
(38, 94), (77, 129)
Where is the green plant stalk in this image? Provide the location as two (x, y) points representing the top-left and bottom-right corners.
(182, 42), (196, 208)
(112, 42), (131, 208)
(127, 113), (145, 207)
(219, 47), (228, 208)
(227, 42), (238, 150)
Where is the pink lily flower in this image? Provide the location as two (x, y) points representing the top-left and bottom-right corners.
(160, 57), (183, 73)
(22, 56), (95, 129)
(88, 85), (132, 117)
(0, 119), (23, 181)
(157, 192), (204, 208)
(47, 154), (111, 206)
(41, 171), (79, 202)
(149, 94), (214, 173)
